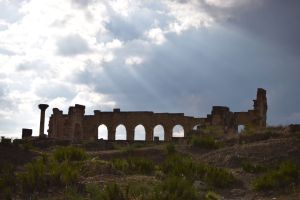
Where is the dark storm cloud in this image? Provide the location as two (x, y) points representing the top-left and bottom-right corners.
(74, 24), (300, 124)
(225, 0), (300, 56)
(170, 0), (300, 56)
(56, 34), (91, 56)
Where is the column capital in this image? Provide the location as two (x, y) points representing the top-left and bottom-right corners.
(39, 104), (49, 110)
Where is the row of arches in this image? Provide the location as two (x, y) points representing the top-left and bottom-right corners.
(98, 124), (185, 141)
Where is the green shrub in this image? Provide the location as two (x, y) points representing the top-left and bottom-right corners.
(18, 153), (82, 195)
(86, 182), (154, 200)
(112, 157), (155, 175)
(241, 161), (267, 173)
(252, 161), (300, 191)
(190, 135), (220, 149)
(126, 182), (153, 200)
(18, 158), (47, 193)
(101, 183), (126, 200)
(151, 176), (200, 200)
(161, 154), (206, 181)
(165, 143), (176, 155)
(58, 162), (80, 186)
(161, 154), (235, 188)
(112, 158), (129, 173)
(128, 157), (155, 175)
(53, 146), (87, 162)
(0, 164), (17, 199)
(205, 191), (220, 200)
(65, 186), (85, 200)
(85, 183), (103, 199)
(204, 166), (235, 188)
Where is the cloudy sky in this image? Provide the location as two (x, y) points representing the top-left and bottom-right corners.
(0, 0), (300, 138)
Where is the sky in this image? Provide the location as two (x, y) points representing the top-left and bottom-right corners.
(0, 0), (300, 138)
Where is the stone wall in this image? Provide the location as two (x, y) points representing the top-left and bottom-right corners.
(46, 88), (267, 141)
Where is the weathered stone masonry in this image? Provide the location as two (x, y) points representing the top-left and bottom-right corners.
(46, 88), (267, 141)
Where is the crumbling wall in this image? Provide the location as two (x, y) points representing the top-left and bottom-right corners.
(48, 108), (201, 141)
(235, 88), (267, 128)
(46, 88), (267, 141)
(203, 88), (267, 134)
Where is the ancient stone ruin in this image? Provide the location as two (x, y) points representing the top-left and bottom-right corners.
(39, 88), (267, 142)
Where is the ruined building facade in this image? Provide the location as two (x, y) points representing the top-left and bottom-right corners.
(204, 88), (267, 133)
(45, 88), (267, 141)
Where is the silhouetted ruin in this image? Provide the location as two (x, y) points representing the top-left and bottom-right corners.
(22, 128), (32, 139)
(44, 88), (268, 141)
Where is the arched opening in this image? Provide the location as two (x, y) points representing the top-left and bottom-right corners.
(134, 124), (146, 141)
(98, 124), (108, 140)
(193, 124), (201, 131)
(153, 125), (164, 141)
(172, 125), (184, 137)
(238, 125), (245, 133)
(116, 124), (126, 140)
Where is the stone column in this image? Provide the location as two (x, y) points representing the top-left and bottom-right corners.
(108, 126), (116, 141)
(127, 127), (134, 141)
(38, 104), (49, 138)
(164, 126), (173, 141)
(145, 127), (153, 141)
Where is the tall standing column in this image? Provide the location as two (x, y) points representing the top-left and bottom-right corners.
(38, 104), (49, 138)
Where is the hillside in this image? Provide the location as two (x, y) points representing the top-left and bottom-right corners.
(0, 130), (300, 199)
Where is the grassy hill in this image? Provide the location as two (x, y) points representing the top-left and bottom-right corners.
(1, 128), (300, 199)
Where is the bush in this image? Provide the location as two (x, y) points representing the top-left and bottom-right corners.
(0, 164), (17, 199)
(65, 186), (85, 200)
(112, 159), (129, 173)
(161, 154), (206, 181)
(53, 146), (87, 162)
(205, 191), (220, 200)
(190, 135), (220, 149)
(58, 162), (80, 186)
(126, 181), (154, 199)
(18, 153), (82, 195)
(85, 183), (103, 199)
(161, 154), (235, 188)
(18, 158), (47, 193)
(204, 166), (235, 188)
(151, 176), (200, 200)
(128, 157), (155, 175)
(112, 157), (155, 175)
(101, 183), (126, 200)
(252, 161), (300, 191)
(165, 143), (176, 155)
(241, 161), (267, 173)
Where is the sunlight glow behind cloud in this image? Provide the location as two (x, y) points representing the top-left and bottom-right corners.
(0, 0), (299, 138)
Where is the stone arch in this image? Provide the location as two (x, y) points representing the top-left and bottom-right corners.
(238, 125), (245, 133)
(153, 124), (164, 141)
(134, 124), (146, 141)
(172, 124), (184, 138)
(193, 124), (202, 131)
(115, 124), (126, 140)
(98, 124), (108, 140)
